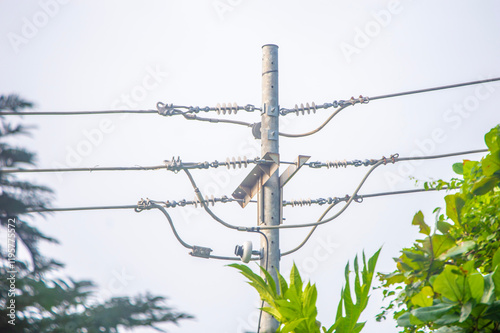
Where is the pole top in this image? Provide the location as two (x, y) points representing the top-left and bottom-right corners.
(262, 44), (279, 48)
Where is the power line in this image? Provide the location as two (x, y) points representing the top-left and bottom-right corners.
(1, 77), (498, 117)
(27, 196), (249, 213)
(2, 148), (486, 175)
(369, 77), (500, 101)
(179, 148), (485, 232)
(281, 186), (452, 256)
(0, 156), (272, 174)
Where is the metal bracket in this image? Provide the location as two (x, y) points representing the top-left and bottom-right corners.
(279, 155), (310, 225)
(280, 155), (311, 188)
(232, 152), (280, 208)
(190, 246), (212, 259)
(268, 130), (278, 141)
(263, 104), (278, 117)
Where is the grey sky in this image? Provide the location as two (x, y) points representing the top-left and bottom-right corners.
(1, 1), (500, 332)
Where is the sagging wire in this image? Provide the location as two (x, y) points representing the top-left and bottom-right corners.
(259, 159), (386, 231)
(281, 187), (452, 257)
(278, 104), (351, 138)
(135, 199), (260, 261)
(182, 168), (247, 231)
(281, 199), (342, 256)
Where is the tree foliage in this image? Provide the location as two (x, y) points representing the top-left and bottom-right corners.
(230, 248), (381, 333)
(378, 125), (500, 333)
(0, 95), (193, 332)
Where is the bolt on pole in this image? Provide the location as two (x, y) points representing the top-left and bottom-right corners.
(259, 44), (280, 333)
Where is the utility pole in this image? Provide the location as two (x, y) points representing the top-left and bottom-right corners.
(259, 44), (280, 333)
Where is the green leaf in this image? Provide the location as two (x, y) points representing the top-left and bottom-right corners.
(432, 265), (466, 303)
(434, 313), (460, 325)
(438, 240), (475, 260)
(445, 193), (465, 225)
(483, 300), (500, 321)
(411, 286), (434, 307)
(467, 272), (484, 303)
(452, 162), (464, 175)
(482, 152), (500, 177)
(481, 274), (496, 305)
(471, 176), (498, 195)
(436, 221), (452, 234)
(459, 301), (472, 323)
(493, 267), (500, 298)
(493, 248), (500, 269)
(281, 318), (307, 333)
(485, 125), (500, 151)
(396, 312), (411, 327)
(411, 303), (456, 322)
(277, 269), (289, 296)
(428, 234), (456, 258)
(412, 211), (431, 235)
(290, 263), (303, 297)
(434, 326), (466, 333)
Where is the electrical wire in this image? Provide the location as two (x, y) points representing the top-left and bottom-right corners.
(144, 203), (194, 250)
(182, 113), (254, 127)
(0, 109), (158, 116)
(260, 148), (488, 231)
(2, 78), (497, 117)
(281, 186), (452, 256)
(278, 104), (350, 138)
(369, 77), (500, 101)
(182, 168), (246, 231)
(0, 156), (269, 174)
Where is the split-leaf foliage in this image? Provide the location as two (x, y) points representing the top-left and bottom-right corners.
(230, 248), (381, 333)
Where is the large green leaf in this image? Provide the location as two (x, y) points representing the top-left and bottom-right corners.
(412, 211), (431, 235)
(483, 300), (500, 321)
(432, 265), (467, 303)
(472, 176), (498, 195)
(438, 241), (475, 260)
(437, 220), (453, 234)
(467, 272), (484, 303)
(281, 318), (307, 333)
(485, 125), (500, 151)
(493, 267), (500, 298)
(411, 303), (456, 322)
(482, 152), (500, 177)
(459, 301), (472, 323)
(481, 274), (496, 305)
(434, 326), (466, 333)
(411, 286), (434, 307)
(492, 248), (500, 269)
(422, 234), (456, 258)
(452, 162), (464, 175)
(445, 193), (465, 225)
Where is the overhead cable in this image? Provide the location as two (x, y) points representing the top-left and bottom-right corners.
(1, 78), (497, 117)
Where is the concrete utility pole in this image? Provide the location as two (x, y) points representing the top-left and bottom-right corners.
(259, 44), (280, 333)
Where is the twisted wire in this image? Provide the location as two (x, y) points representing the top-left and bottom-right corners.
(279, 96), (369, 116)
(156, 102), (260, 117)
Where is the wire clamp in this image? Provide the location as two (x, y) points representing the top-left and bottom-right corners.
(135, 198), (152, 212)
(156, 102), (176, 116)
(190, 246), (213, 259)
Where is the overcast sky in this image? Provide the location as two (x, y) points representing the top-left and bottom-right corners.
(1, 1), (500, 332)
